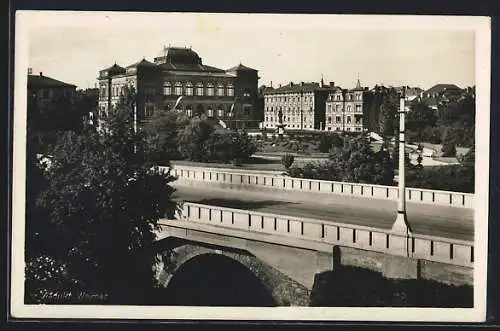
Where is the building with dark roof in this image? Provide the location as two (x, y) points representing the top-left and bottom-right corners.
(421, 84), (464, 110)
(28, 71), (77, 111)
(97, 46), (260, 130)
(325, 79), (374, 133)
(262, 80), (336, 131)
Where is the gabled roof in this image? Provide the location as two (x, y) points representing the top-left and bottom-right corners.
(28, 74), (76, 89)
(226, 63), (257, 72)
(126, 58), (158, 69)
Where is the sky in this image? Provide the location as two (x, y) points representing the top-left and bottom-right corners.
(22, 12), (479, 90)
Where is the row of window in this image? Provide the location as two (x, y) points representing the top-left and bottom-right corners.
(326, 126), (363, 132)
(164, 82), (234, 97)
(326, 115), (362, 124)
(265, 95), (314, 103)
(265, 123), (314, 129)
(265, 106), (313, 113)
(326, 104), (363, 112)
(329, 94), (363, 101)
(265, 116), (310, 123)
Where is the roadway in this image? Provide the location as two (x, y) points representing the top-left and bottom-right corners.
(172, 185), (474, 242)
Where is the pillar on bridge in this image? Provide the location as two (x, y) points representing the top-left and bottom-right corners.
(392, 87), (413, 243)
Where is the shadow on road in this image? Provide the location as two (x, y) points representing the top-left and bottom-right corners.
(178, 198), (297, 211)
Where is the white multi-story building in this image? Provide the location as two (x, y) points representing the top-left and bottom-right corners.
(262, 81), (335, 131)
(325, 79), (374, 133)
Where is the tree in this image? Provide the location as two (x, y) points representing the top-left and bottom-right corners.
(441, 129), (457, 157)
(406, 102), (437, 141)
(35, 92), (178, 303)
(178, 114), (215, 162)
(377, 88), (399, 137)
(328, 135), (395, 185)
(142, 109), (189, 164)
(281, 153), (295, 170)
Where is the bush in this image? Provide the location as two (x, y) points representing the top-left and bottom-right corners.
(281, 153), (295, 170)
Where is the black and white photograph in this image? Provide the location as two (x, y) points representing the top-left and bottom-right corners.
(10, 11), (490, 321)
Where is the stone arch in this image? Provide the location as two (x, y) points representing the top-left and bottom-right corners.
(153, 244), (306, 306)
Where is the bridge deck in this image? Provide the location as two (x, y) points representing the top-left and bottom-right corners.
(172, 185), (474, 242)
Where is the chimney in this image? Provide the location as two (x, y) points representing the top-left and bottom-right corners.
(28, 67), (33, 75)
(329, 82), (335, 87)
(300, 81), (304, 87)
(289, 82), (293, 87)
(270, 81), (273, 88)
(39, 72), (43, 77)
(279, 84), (282, 88)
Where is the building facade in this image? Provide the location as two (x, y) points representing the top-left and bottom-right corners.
(97, 46), (260, 130)
(28, 70), (76, 112)
(324, 79), (373, 133)
(262, 81), (335, 131)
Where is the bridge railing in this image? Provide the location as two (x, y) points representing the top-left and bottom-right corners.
(161, 164), (474, 208)
(173, 202), (474, 268)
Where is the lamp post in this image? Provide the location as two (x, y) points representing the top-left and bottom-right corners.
(392, 87), (412, 237)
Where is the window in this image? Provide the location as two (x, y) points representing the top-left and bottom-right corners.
(347, 105), (351, 112)
(356, 105), (362, 112)
(265, 116), (268, 122)
(243, 88), (251, 98)
(186, 106), (193, 117)
(243, 106), (251, 116)
(185, 82), (193, 96)
(336, 127), (340, 131)
(327, 116), (332, 123)
(217, 107), (224, 118)
(216, 84), (225, 96)
(355, 116), (361, 124)
(336, 95), (341, 101)
(347, 116), (351, 124)
(196, 83), (204, 96)
(328, 127), (331, 131)
(356, 127), (362, 131)
(174, 82), (183, 95)
(335, 104), (340, 112)
(336, 116), (341, 123)
(207, 83), (214, 96)
(207, 108), (214, 117)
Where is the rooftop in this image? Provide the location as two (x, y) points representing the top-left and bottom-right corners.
(263, 82), (335, 94)
(425, 84), (462, 95)
(28, 73), (76, 89)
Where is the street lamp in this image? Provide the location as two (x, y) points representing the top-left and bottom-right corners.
(392, 87), (412, 237)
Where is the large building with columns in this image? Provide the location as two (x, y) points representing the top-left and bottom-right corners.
(324, 79), (374, 133)
(262, 80), (336, 131)
(97, 46), (260, 129)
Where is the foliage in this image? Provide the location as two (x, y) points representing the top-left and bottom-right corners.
(142, 109), (189, 164)
(178, 115), (256, 163)
(178, 115), (215, 161)
(406, 102), (437, 141)
(289, 135), (395, 185)
(281, 153), (295, 170)
(328, 135), (395, 185)
(317, 133), (344, 153)
(441, 128), (457, 157)
(32, 88), (178, 303)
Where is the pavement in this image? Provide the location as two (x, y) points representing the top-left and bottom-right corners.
(172, 185), (474, 242)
